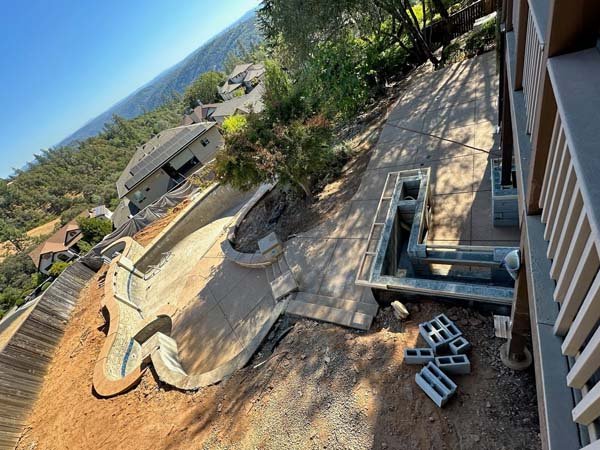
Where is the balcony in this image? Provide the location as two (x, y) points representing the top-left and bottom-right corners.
(503, 0), (600, 445)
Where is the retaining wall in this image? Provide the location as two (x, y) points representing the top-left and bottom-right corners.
(136, 183), (250, 272)
(0, 262), (95, 449)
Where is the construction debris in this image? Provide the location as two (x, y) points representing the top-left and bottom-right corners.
(407, 313), (474, 407)
(391, 301), (409, 320)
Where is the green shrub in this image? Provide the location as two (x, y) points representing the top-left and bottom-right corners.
(48, 261), (70, 277)
(76, 216), (112, 246)
(221, 115), (248, 135)
(215, 113), (335, 199)
(465, 18), (497, 55)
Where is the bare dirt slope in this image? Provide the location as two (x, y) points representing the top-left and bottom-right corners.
(17, 266), (539, 450)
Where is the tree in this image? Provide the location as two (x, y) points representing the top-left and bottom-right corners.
(221, 115), (248, 135)
(183, 71), (225, 109)
(215, 112), (335, 201)
(76, 217), (112, 246)
(0, 219), (29, 252)
(259, 0), (440, 66)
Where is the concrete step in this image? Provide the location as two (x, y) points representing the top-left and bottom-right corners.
(265, 266), (275, 284)
(278, 255), (290, 274)
(285, 299), (373, 331)
(295, 292), (379, 317)
(271, 261), (282, 279)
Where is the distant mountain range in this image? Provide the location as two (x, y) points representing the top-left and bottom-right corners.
(58, 8), (261, 147)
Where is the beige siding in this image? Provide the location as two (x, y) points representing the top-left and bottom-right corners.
(125, 168), (173, 210)
(187, 126), (223, 163)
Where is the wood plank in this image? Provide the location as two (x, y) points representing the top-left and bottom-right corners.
(562, 273), (600, 356)
(547, 164), (576, 259)
(567, 322), (600, 389)
(538, 106), (560, 210)
(553, 237), (598, 336)
(550, 188), (583, 281)
(573, 379), (600, 425)
(544, 147), (570, 242)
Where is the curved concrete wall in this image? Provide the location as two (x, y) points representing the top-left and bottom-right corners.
(136, 183), (251, 272)
(93, 185), (284, 397)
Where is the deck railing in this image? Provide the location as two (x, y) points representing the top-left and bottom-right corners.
(522, 6), (545, 134)
(502, 0), (600, 445)
(540, 108), (600, 438)
(538, 50), (600, 443)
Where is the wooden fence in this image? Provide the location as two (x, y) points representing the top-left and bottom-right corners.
(425, 0), (498, 45)
(0, 262), (95, 449)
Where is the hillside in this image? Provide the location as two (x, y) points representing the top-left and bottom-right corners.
(58, 8), (261, 146)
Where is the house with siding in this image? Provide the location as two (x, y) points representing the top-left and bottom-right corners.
(115, 122), (223, 212)
(182, 83), (265, 125)
(217, 62), (265, 100)
(28, 206), (112, 274)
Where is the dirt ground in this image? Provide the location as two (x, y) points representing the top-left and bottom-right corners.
(132, 199), (190, 246)
(16, 266), (539, 450)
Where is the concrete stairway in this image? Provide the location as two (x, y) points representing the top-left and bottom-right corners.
(285, 292), (377, 331)
(266, 255), (298, 301)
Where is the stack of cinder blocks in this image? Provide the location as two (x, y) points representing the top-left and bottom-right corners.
(404, 313), (472, 407)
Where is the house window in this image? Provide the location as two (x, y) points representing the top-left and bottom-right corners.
(201, 139), (210, 147)
(57, 253), (71, 262)
(133, 190), (146, 204)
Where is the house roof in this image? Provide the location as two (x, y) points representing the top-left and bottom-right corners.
(116, 122), (215, 198)
(90, 205), (112, 218)
(244, 64), (265, 83)
(211, 83), (265, 118)
(181, 83), (265, 125)
(28, 219), (83, 268)
(230, 63), (253, 79)
(218, 82), (243, 95)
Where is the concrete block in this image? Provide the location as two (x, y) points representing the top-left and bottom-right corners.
(449, 336), (471, 355)
(435, 354), (471, 375)
(415, 362), (457, 407)
(258, 232), (283, 258)
(419, 314), (462, 353)
(435, 313), (462, 339)
(404, 348), (435, 364)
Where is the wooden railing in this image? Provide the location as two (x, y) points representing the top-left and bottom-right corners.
(539, 63), (600, 441)
(424, 0), (497, 45)
(522, 7), (545, 135)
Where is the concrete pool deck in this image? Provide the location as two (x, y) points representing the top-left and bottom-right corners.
(94, 187), (285, 395)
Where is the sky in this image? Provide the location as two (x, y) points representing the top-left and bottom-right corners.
(0, 0), (260, 178)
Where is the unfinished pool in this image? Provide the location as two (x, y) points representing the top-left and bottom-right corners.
(356, 168), (517, 305)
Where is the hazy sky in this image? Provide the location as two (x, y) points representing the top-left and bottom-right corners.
(0, 0), (260, 177)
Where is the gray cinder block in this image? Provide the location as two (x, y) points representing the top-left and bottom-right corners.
(404, 348), (435, 364)
(419, 314), (462, 353)
(449, 336), (471, 355)
(435, 354), (471, 375)
(415, 362), (457, 407)
(435, 314), (462, 338)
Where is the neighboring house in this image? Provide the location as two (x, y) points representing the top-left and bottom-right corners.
(27, 206), (114, 274)
(183, 83), (265, 125)
(499, 1), (600, 448)
(217, 63), (265, 100)
(90, 205), (113, 221)
(28, 220), (82, 275)
(115, 122), (223, 211)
